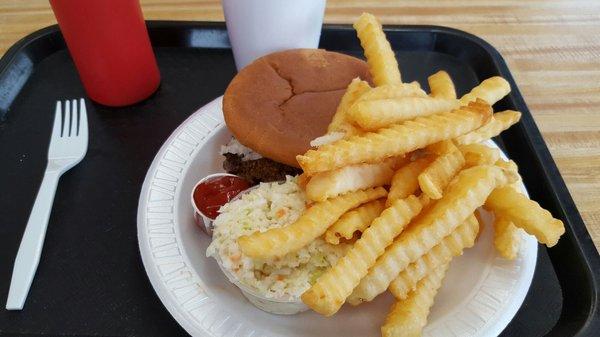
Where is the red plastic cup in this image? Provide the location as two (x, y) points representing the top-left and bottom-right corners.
(49, 0), (160, 107)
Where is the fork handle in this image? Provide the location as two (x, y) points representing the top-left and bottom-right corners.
(6, 169), (61, 310)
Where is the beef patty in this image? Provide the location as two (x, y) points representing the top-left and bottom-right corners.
(222, 153), (302, 185)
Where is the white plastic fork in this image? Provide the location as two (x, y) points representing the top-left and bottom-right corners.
(6, 99), (88, 310)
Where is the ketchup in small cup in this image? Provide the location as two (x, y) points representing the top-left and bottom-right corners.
(191, 173), (251, 235)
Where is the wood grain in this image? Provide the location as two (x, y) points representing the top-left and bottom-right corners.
(1, 0), (599, 249)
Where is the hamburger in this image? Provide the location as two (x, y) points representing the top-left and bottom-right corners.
(221, 49), (371, 183)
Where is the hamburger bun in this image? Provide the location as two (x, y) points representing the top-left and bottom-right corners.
(223, 49), (371, 167)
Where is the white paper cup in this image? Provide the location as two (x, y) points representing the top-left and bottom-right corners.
(222, 0), (327, 70)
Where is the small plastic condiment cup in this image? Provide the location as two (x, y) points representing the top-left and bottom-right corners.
(190, 173), (242, 236)
(207, 180), (309, 315)
(214, 246), (309, 315)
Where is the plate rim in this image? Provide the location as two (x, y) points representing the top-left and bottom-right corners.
(136, 99), (225, 337)
(137, 96), (537, 337)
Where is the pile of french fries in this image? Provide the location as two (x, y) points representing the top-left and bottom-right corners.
(238, 13), (565, 337)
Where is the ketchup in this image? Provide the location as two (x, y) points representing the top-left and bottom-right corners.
(193, 176), (251, 219)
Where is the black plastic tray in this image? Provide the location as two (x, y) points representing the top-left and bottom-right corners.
(0, 21), (598, 337)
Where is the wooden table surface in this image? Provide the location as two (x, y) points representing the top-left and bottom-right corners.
(1, 0), (599, 249)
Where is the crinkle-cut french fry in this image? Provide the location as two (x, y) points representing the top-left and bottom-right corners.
(311, 82), (372, 147)
(495, 159), (520, 177)
(389, 215), (479, 300)
(495, 159), (522, 190)
(348, 165), (514, 304)
(354, 13), (402, 86)
(455, 110), (522, 145)
(459, 143), (501, 167)
(297, 173), (310, 190)
(424, 139), (458, 156)
(494, 215), (522, 260)
(357, 82), (427, 102)
(428, 70), (457, 100)
(418, 194), (431, 208)
(458, 76), (511, 106)
(238, 187), (387, 259)
(495, 158), (518, 170)
(302, 195), (423, 316)
(386, 157), (434, 206)
(312, 79), (371, 148)
(305, 157), (400, 202)
(474, 209), (486, 240)
(328, 78), (372, 135)
(349, 97), (460, 131)
(485, 186), (565, 247)
(297, 100), (492, 175)
(310, 131), (346, 148)
(409, 81), (423, 89)
(381, 263), (449, 337)
(418, 149), (466, 199)
(325, 199), (386, 245)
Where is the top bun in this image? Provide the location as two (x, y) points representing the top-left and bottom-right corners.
(223, 49), (371, 168)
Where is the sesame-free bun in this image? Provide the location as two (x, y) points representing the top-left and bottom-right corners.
(223, 49), (370, 168)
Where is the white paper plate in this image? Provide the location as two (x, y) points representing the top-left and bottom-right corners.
(137, 96), (537, 337)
